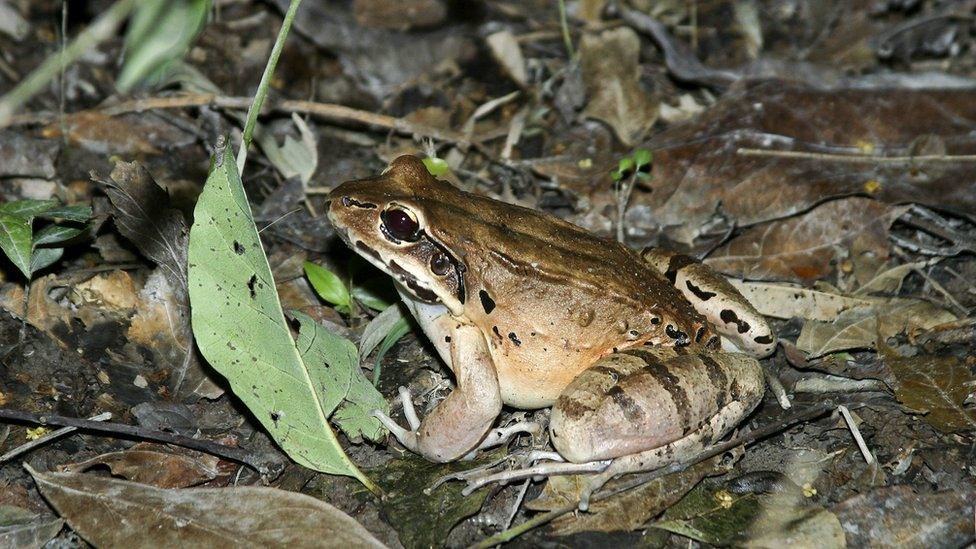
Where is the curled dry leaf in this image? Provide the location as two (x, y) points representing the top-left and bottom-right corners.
(705, 198), (904, 283)
(580, 27), (658, 146)
(27, 466), (386, 548)
(729, 279), (876, 322)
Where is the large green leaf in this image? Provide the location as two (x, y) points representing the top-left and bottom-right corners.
(188, 143), (378, 491)
(0, 212), (32, 278)
(291, 312), (388, 443)
(0, 199), (57, 218)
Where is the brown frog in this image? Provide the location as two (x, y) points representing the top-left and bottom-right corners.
(328, 155), (775, 506)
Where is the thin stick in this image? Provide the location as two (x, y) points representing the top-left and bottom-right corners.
(0, 412), (111, 463)
(737, 147), (976, 163)
(0, 408), (272, 474)
(0, 0), (137, 126)
(236, 0), (303, 175)
(468, 402), (833, 549)
(5, 94), (472, 146)
(838, 405), (874, 465)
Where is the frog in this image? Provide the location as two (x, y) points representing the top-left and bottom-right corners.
(327, 155), (776, 507)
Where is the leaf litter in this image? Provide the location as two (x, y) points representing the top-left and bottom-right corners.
(0, 0), (974, 547)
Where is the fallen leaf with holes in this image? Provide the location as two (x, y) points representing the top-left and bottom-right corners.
(580, 27), (658, 146)
(795, 300), (956, 357)
(884, 349), (976, 433)
(62, 443), (220, 489)
(705, 198), (905, 283)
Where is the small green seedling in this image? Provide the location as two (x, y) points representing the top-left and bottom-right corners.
(611, 148), (653, 243)
(422, 156), (450, 177)
(0, 199), (91, 280)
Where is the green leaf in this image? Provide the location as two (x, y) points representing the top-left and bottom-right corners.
(422, 156), (450, 177)
(188, 142), (378, 491)
(291, 311), (388, 443)
(0, 199), (57, 217)
(0, 212), (32, 278)
(633, 148), (652, 168)
(33, 224), (85, 247)
(29, 247), (63, 274)
(38, 205), (92, 223)
(117, 0), (211, 92)
(617, 156), (635, 173)
(304, 261), (351, 310)
(351, 276), (396, 312)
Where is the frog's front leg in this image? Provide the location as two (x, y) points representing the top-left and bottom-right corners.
(374, 322), (502, 463)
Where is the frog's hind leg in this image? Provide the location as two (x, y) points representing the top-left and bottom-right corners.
(550, 349), (764, 507)
(640, 248), (776, 357)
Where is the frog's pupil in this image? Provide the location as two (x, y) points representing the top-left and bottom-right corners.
(430, 252), (451, 275)
(382, 208), (419, 240)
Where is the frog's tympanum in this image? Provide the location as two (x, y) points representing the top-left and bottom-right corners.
(328, 155), (776, 506)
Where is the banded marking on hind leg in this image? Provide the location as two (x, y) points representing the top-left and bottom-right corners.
(641, 248), (776, 357)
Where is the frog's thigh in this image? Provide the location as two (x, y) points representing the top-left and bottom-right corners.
(550, 350), (764, 463)
(641, 248), (776, 357)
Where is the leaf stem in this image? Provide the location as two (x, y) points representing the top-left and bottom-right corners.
(236, 0), (303, 175)
(0, 0), (137, 127)
(557, 0), (575, 61)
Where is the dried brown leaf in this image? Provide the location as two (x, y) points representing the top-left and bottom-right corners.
(632, 82), (976, 244)
(832, 485), (976, 547)
(705, 198), (903, 282)
(28, 466), (386, 548)
(62, 443), (219, 489)
(885, 351), (976, 433)
(580, 27), (658, 146)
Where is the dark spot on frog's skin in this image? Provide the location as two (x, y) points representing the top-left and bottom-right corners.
(479, 290), (496, 314)
(607, 385), (645, 422)
(664, 253), (696, 284)
(627, 329), (640, 340)
(700, 354), (729, 409)
(389, 260), (440, 302)
(444, 336), (451, 343)
(730, 380), (742, 401)
(233, 241), (245, 255)
(492, 326), (501, 338)
(508, 332), (521, 346)
(754, 334), (774, 345)
(355, 240), (382, 262)
(695, 326), (707, 343)
(340, 196), (377, 209)
(247, 275), (258, 298)
(555, 394), (594, 420)
(665, 324), (689, 345)
(622, 349), (692, 429)
(719, 309), (751, 334)
(685, 280), (716, 301)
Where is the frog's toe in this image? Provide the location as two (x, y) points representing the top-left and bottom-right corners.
(474, 421), (542, 452)
(396, 386), (422, 430)
(371, 409), (419, 452)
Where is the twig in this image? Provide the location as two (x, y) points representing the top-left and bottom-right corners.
(236, 0), (302, 175)
(468, 402), (833, 548)
(557, 0), (576, 61)
(0, 408), (273, 474)
(838, 405), (875, 465)
(5, 94), (473, 146)
(0, 412), (111, 463)
(737, 147), (976, 163)
(0, 0), (137, 126)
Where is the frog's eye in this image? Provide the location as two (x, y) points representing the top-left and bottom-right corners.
(429, 251), (452, 276)
(380, 206), (420, 242)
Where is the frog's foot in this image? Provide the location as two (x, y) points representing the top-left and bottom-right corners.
(466, 420), (543, 457)
(370, 386), (423, 453)
(460, 458), (612, 496)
